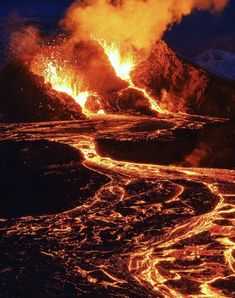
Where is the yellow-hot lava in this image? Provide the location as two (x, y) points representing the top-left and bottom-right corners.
(31, 56), (91, 114)
(44, 61), (87, 106)
(94, 37), (166, 114)
(95, 38), (135, 82)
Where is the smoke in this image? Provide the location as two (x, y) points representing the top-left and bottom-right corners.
(62, 0), (229, 52)
(9, 26), (40, 59)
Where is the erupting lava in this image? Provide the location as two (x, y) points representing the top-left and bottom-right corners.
(44, 61), (89, 108)
(95, 38), (165, 113)
(9, 0), (230, 118)
(31, 56), (91, 114)
(95, 38), (135, 82)
(30, 35), (165, 116)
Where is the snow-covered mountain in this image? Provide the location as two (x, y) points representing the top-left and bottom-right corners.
(193, 49), (235, 81)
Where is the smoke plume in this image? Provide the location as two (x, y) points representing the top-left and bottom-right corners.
(62, 0), (229, 52)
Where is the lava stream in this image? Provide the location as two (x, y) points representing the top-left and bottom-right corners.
(95, 38), (166, 114)
(0, 118), (234, 297)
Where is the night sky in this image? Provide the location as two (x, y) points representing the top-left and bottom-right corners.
(1, 0), (234, 56)
(0, 0), (72, 17)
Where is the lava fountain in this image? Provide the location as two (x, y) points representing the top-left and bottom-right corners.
(95, 38), (135, 82)
(30, 39), (164, 116)
(30, 53), (92, 115)
(43, 61), (89, 108)
(94, 37), (165, 113)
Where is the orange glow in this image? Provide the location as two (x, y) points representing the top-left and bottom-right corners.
(95, 38), (135, 82)
(41, 61), (89, 111)
(94, 37), (166, 114)
(4, 1), (233, 296)
(31, 56), (91, 115)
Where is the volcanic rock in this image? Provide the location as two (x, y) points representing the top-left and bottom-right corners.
(64, 41), (128, 96)
(0, 140), (110, 218)
(96, 119), (235, 169)
(0, 61), (85, 122)
(103, 87), (156, 116)
(132, 40), (235, 119)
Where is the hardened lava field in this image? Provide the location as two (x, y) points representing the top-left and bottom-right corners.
(0, 115), (234, 298)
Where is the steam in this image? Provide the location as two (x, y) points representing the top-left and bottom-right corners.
(9, 26), (40, 58)
(62, 0), (229, 51)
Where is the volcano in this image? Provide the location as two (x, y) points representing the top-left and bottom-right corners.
(1, 39), (235, 121)
(0, 6), (235, 298)
(133, 40), (235, 119)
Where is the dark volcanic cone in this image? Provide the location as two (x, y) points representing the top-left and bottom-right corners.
(64, 41), (157, 116)
(72, 41), (128, 96)
(0, 61), (85, 122)
(132, 40), (235, 119)
(102, 87), (156, 116)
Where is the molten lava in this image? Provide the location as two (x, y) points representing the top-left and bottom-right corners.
(31, 56), (91, 114)
(94, 38), (165, 114)
(95, 38), (135, 82)
(44, 62), (88, 107)
(1, 117), (235, 298)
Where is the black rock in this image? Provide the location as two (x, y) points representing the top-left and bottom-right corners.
(0, 61), (85, 122)
(0, 140), (109, 218)
(132, 40), (235, 119)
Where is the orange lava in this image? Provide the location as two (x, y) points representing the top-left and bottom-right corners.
(29, 37), (167, 116)
(1, 117), (234, 297)
(30, 54), (92, 115)
(95, 37), (166, 114)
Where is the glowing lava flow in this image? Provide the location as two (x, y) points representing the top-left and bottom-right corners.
(0, 117), (234, 298)
(95, 38), (167, 114)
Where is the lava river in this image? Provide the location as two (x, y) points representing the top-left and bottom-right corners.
(0, 114), (234, 298)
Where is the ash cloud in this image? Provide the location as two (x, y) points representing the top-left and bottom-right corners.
(62, 0), (229, 52)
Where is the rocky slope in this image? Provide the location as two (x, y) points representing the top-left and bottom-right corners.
(0, 61), (85, 122)
(133, 40), (235, 119)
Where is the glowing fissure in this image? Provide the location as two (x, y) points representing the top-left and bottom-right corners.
(94, 38), (135, 82)
(94, 37), (166, 114)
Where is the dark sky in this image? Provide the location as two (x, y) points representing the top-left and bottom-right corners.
(165, 1), (235, 56)
(0, 0), (72, 17)
(0, 0), (234, 56)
